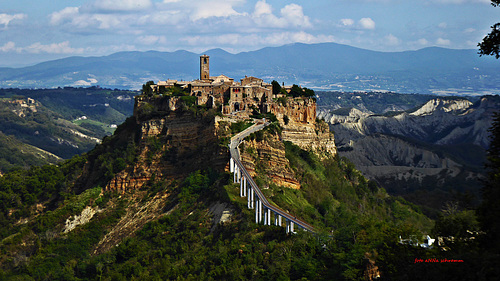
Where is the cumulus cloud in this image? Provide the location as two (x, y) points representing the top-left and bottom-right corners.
(251, 2), (311, 29)
(0, 41), (85, 55)
(188, 0), (245, 21)
(280, 4), (311, 27)
(0, 42), (19, 52)
(25, 41), (85, 54)
(0, 13), (26, 27)
(181, 31), (334, 47)
(417, 38), (429, 45)
(340, 19), (355, 26)
(50, 6), (133, 30)
(359, 18), (376, 29)
(254, 0), (273, 17)
(436, 38), (451, 45)
(385, 34), (400, 46)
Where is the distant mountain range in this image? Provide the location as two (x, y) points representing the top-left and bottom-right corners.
(1, 42), (500, 95)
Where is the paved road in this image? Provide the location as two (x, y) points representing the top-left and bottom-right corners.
(229, 121), (315, 233)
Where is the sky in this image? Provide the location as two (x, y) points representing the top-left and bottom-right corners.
(0, 0), (498, 67)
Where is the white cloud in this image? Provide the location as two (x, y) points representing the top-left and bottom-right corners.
(280, 4), (311, 28)
(49, 7), (80, 25)
(438, 22), (447, 29)
(137, 35), (168, 45)
(189, 0), (245, 21)
(254, 0), (273, 17)
(74, 78), (98, 86)
(25, 41), (85, 54)
(0, 41), (85, 54)
(0, 13), (26, 27)
(0, 42), (19, 52)
(359, 18), (376, 30)
(88, 0), (153, 12)
(50, 7), (132, 30)
(340, 19), (355, 26)
(464, 28), (476, 33)
(181, 31), (334, 47)
(417, 38), (429, 45)
(385, 34), (400, 46)
(436, 38), (451, 45)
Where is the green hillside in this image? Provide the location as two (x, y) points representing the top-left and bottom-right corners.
(0, 88), (136, 172)
(0, 110), (441, 280)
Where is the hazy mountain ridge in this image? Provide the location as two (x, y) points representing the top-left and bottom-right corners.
(1, 43), (499, 94)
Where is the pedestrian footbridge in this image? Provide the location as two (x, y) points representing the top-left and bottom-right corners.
(229, 121), (315, 234)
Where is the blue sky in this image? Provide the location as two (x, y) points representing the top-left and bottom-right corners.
(0, 0), (498, 66)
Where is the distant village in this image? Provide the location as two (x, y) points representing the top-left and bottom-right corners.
(145, 55), (312, 117)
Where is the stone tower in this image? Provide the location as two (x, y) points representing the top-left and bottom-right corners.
(200, 55), (209, 81)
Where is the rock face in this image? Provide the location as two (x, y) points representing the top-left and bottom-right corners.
(105, 110), (229, 192)
(317, 96), (500, 211)
(322, 97), (498, 150)
(271, 97), (336, 158)
(70, 95), (230, 192)
(240, 134), (300, 189)
(79, 94), (336, 193)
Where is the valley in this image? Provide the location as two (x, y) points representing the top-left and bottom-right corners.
(317, 92), (499, 217)
(0, 55), (496, 279)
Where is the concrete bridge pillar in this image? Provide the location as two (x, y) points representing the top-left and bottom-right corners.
(233, 165), (237, 183)
(251, 187), (254, 209)
(240, 174), (244, 197)
(258, 199), (262, 223)
(243, 177), (247, 197)
(255, 198), (259, 223)
(230, 157), (234, 173)
(264, 207), (268, 225)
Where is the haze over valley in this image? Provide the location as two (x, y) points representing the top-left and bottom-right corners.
(1, 43), (500, 96)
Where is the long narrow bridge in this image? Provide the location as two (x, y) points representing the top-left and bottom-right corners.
(229, 120), (315, 234)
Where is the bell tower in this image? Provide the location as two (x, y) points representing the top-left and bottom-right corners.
(200, 55), (209, 81)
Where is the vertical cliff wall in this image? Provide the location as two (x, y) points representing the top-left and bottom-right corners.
(270, 97), (336, 158)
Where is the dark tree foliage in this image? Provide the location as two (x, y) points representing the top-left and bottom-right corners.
(289, 84), (315, 98)
(478, 1), (500, 58)
(478, 112), (500, 250)
(271, 80), (281, 96)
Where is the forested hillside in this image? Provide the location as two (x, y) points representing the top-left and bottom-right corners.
(0, 93), (439, 280)
(0, 87), (136, 172)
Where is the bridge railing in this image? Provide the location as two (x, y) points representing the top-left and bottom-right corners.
(229, 121), (315, 233)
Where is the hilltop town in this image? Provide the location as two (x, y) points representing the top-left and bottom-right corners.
(142, 55), (315, 119)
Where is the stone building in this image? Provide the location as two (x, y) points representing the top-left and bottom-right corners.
(150, 55), (320, 121)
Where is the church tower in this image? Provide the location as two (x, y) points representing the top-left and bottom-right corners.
(200, 55), (210, 81)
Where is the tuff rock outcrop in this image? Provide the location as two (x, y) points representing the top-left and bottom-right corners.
(271, 97), (336, 159)
(240, 134), (301, 189)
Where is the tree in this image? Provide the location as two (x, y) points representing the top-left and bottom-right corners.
(271, 80), (281, 96)
(478, 112), (500, 251)
(478, 1), (500, 58)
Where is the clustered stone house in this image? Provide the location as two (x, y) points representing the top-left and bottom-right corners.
(149, 55), (286, 115)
